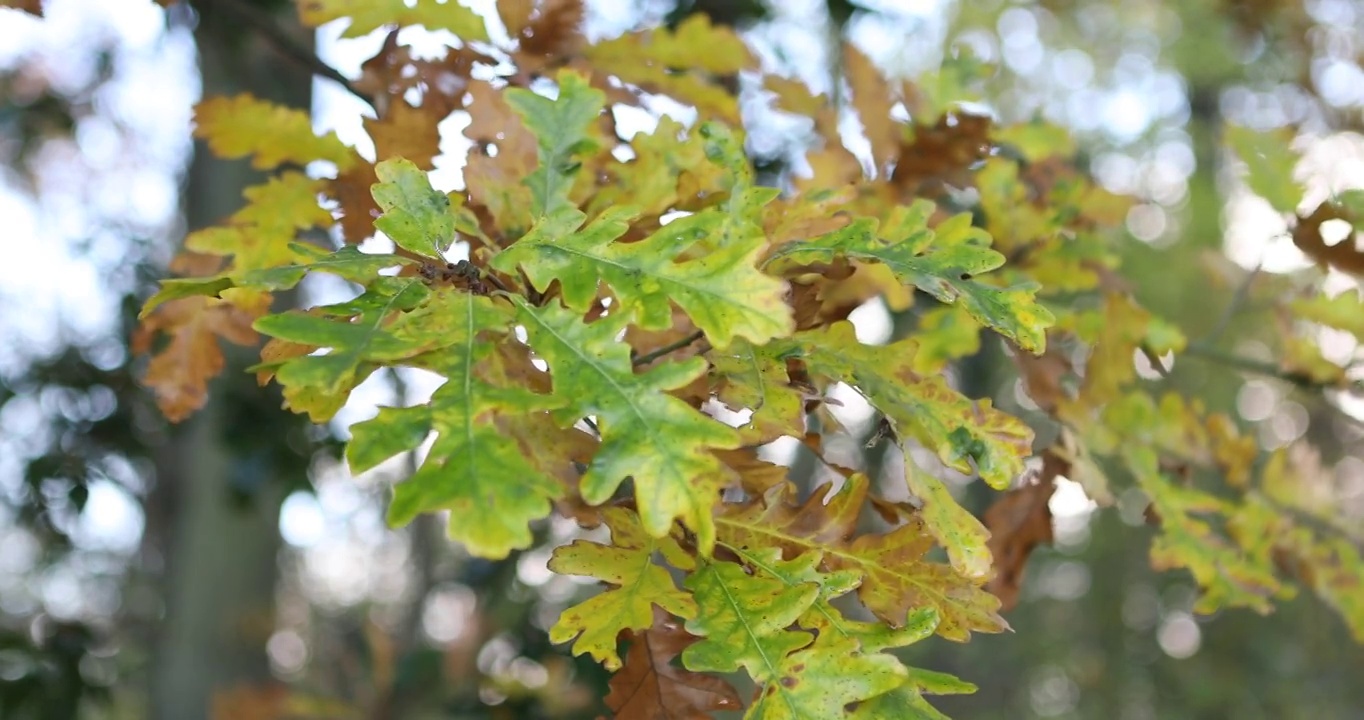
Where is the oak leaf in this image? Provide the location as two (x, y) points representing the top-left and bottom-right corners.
(548, 507), (698, 670)
(194, 95), (355, 171)
(605, 609), (742, 720)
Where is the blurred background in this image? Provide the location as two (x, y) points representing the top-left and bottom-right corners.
(1, 0), (1363, 718)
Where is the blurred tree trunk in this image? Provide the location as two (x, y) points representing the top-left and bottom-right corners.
(145, 4), (314, 718)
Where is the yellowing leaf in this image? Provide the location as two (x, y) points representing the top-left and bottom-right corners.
(769, 200), (1054, 353)
(585, 15), (753, 122)
(718, 476), (1008, 641)
(680, 557), (817, 679)
(548, 507), (697, 670)
(299, 0), (489, 41)
(194, 95), (355, 170)
(185, 172), (333, 273)
(905, 459), (992, 579)
(347, 293), (567, 559)
(512, 299), (739, 551)
(709, 339), (805, 444)
(844, 44), (899, 172)
(493, 205), (792, 349)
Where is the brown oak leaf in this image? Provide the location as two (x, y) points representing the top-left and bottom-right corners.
(604, 610), (741, 720)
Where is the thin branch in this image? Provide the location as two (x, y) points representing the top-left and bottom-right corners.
(632, 330), (705, 367)
(1206, 264), (1262, 346)
(204, 0), (375, 108)
(1182, 343), (1319, 389)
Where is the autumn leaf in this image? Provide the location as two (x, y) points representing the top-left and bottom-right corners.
(768, 200), (1054, 353)
(844, 45), (899, 173)
(492, 205), (793, 349)
(184, 172), (334, 273)
(605, 609), (742, 719)
(135, 291), (269, 422)
(904, 458), (993, 579)
(346, 293), (567, 559)
(709, 339), (805, 444)
(983, 468), (1058, 611)
(511, 299), (740, 551)
(585, 15), (753, 122)
(784, 322), (1033, 490)
(717, 476), (1008, 641)
(194, 95), (355, 171)
(548, 507), (698, 670)
(680, 557), (817, 680)
(298, 0), (489, 41)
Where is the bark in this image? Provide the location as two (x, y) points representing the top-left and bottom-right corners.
(145, 5), (314, 718)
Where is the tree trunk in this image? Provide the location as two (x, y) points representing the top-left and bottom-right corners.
(146, 5), (315, 718)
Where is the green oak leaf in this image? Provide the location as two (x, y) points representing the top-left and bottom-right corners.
(680, 557), (817, 680)
(492, 205), (793, 349)
(905, 458), (992, 579)
(511, 298), (739, 551)
(1225, 125), (1303, 214)
(744, 635), (908, 720)
(783, 321), (1032, 490)
(768, 200), (1053, 353)
(372, 157), (459, 258)
(548, 507), (697, 670)
(140, 245), (411, 318)
(252, 277), (433, 422)
(345, 292), (566, 559)
(506, 69), (605, 217)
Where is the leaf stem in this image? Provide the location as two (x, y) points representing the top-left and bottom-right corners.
(632, 331), (705, 367)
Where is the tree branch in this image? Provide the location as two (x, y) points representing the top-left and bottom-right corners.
(632, 331), (706, 367)
(203, 0), (375, 108)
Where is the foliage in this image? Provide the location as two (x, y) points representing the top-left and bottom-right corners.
(124, 0), (1364, 716)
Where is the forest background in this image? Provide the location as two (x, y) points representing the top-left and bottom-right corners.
(1, 0), (1363, 718)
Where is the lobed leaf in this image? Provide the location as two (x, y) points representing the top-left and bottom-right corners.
(493, 205), (792, 349)
(511, 299), (740, 552)
(548, 507), (697, 670)
(785, 322), (1033, 489)
(194, 95), (355, 170)
(505, 69), (605, 218)
(768, 200), (1053, 352)
(347, 293), (568, 559)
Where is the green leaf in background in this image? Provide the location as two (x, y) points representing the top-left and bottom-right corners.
(768, 200), (1053, 353)
(372, 157), (458, 258)
(512, 299), (740, 551)
(492, 205), (793, 348)
(506, 69), (605, 217)
(346, 293), (566, 559)
(1225, 125), (1304, 214)
(547, 507), (697, 670)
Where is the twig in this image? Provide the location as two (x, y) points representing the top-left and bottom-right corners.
(1182, 343), (1317, 389)
(632, 330), (705, 366)
(1206, 264), (1261, 346)
(203, 0), (375, 108)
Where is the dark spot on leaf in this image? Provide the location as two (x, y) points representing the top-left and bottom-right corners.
(780, 676), (798, 688)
